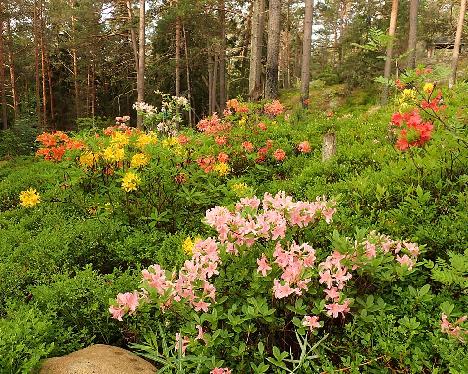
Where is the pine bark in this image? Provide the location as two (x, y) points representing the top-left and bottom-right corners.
(39, 0), (48, 128)
(0, 16), (7, 129)
(136, 0), (145, 129)
(175, 16), (181, 96)
(407, 0), (419, 69)
(265, 0), (282, 99)
(182, 25), (193, 125)
(300, 0), (314, 108)
(6, 19), (18, 119)
(126, 1), (139, 76)
(249, 0), (265, 100)
(381, 0), (399, 105)
(219, 0), (226, 111)
(449, 0), (467, 88)
(33, 0), (42, 127)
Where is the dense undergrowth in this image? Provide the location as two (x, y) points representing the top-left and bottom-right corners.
(0, 78), (467, 373)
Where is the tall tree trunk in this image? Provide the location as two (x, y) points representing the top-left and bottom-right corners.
(137, 0), (145, 129)
(381, 0), (399, 105)
(219, 0), (226, 110)
(6, 19), (18, 120)
(69, 0), (79, 121)
(212, 54), (218, 113)
(175, 16), (181, 96)
(47, 52), (55, 128)
(39, 0), (48, 128)
(182, 25), (193, 125)
(249, 0), (265, 100)
(208, 53), (214, 114)
(265, 0), (282, 99)
(285, 0), (291, 88)
(34, 0), (42, 127)
(300, 0), (314, 108)
(449, 0), (466, 88)
(407, 0), (419, 69)
(126, 1), (139, 75)
(0, 16), (7, 129)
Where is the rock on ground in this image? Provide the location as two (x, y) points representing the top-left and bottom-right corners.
(39, 344), (156, 374)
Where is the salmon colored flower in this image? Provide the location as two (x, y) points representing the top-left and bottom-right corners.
(273, 148), (286, 161)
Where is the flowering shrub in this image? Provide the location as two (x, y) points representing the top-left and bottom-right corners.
(264, 100), (285, 117)
(19, 188), (40, 207)
(134, 92), (190, 134)
(36, 131), (84, 161)
(110, 192), (421, 371)
(391, 109), (434, 151)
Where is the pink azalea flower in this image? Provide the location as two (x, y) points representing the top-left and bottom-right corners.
(257, 255), (272, 276)
(273, 148), (286, 161)
(273, 279), (294, 299)
(210, 368), (232, 374)
(298, 141), (311, 153)
(109, 305), (125, 321)
(175, 333), (190, 354)
(303, 315), (320, 330)
(396, 254), (415, 270)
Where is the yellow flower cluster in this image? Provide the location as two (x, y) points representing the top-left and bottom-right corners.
(182, 236), (202, 255)
(19, 188), (40, 208)
(79, 151), (98, 168)
(136, 133), (158, 149)
(111, 132), (130, 147)
(103, 146), (125, 163)
(423, 82), (434, 94)
(130, 153), (150, 168)
(121, 171), (140, 192)
(232, 182), (250, 197)
(213, 162), (230, 176)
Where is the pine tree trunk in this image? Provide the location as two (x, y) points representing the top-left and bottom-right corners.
(0, 17), (7, 130)
(449, 0), (466, 88)
(175, 16), (181, 97)
(126, 1), (139, 75)
(39, 0), (48, 129)
(47, 52), (55, 128)
(34, 0), (42, 128)
(381, 0), (399, 105)
(212, 54), (218, 113)
(265, 0), (282, 99)
(136, 0), (145, 129)
(407, 0), (419, 69)
(6, 19), (18, 120)
(182, 25), (193, 125)
(300, 0), (313, 108)
(208, 53), (214, 114)
(249, 0), (265, 100)
(219, 0), (226, 111)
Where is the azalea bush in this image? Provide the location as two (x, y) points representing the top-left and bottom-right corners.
(109, 192), (422, 372)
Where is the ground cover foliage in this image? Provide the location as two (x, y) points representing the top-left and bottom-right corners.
(0, 76), (467, 373)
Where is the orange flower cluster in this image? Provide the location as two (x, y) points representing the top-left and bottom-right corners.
(36, 131), (85, 161)
(225, 98), (249, 114)
(197, 113), (231, 135)
(264, 100), (284, 116)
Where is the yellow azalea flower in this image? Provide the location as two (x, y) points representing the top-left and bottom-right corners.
(238, 117), (247, 127)
(130, 153), (149, 168)
(103, 146), (125, 162)
(423, 82), (434, 94)
(162, 137), (179, 148)
(399, 89), (416, 104)
(111, 132), (129, 147)
(213, 162), (230, 176)
(136, 133), (157, 149)
(232, 182), (250, 197)
(182, 236), (202, 255)
(79, 151), (98, 168)
(182, 237), (194, 255)
(19, 188), (40, 208)
(121, 171), (140, 192)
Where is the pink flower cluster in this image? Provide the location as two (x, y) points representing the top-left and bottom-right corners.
(108, 291), (140, 321)
(197, 113), (230, 135)
(298, 141), (311, 153)
(205, 192), (336, 253)
(264, 100), (285, 116)
(211, 368), (232, 374)
(440, 313), (467, 342)
(348, 231), (420, 271)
